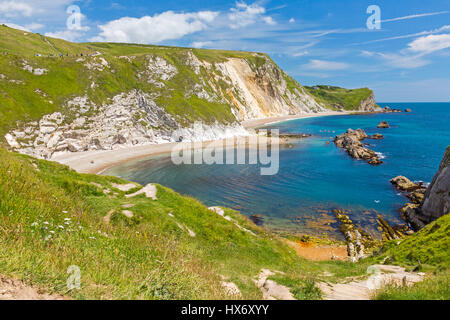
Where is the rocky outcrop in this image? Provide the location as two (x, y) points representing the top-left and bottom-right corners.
(419, 146), (450, 222)
(390, 176), (422, 192)
(6, 90), (250, 159)
(358, 93), (381, 112)
(377, 121), (390, 128)
(396, 147), (450, 230)
(334, 209), (378, 262)
(334, 129), (383, 165)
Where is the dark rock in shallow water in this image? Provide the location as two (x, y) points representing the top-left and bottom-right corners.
(376, 216), (408, 241)
(377, 121), (390, 128)
(250, 214), (264, 226)
(334, 129), (383, 165)
(396, 146), (450, 231)
(390, 176), (421, 192)
(367, 133), (384, 140)
(334, 209), (378, 262)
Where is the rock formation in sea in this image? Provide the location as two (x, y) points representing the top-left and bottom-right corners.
(334, 129), (383, 165)
(377, 121), (390, 128)
(395, 146), (450, 230)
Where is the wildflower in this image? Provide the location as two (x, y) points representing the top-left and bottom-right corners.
(31, 222), (38, 227)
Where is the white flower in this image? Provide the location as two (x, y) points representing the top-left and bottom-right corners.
(31, 222), (38, 227)
(49, 231), (55, 234)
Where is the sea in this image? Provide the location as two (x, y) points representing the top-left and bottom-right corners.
(103, 103), (449, 239)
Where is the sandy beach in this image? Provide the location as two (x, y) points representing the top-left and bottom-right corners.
(53, 111), (347, 175)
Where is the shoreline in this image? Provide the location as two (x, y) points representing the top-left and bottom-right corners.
(53, 111), (348, 175)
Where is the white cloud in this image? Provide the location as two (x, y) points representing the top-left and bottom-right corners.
(25, 22), (44, 30)
(408, 34), (450, 54)
(358, 25), (450, 44)
(45, 29), (84, 42)
(263, 16), (276, 26)
(306, 59), (349, 70)
(191, 41), (214, 48)
(0, 1), (32, 17)
(292, 51), (309, 57)
(92, 10), (218, 43)
(376, 53), (430, 69)
(289, 18), (295, 23)
(228, 2), (269, 29)
(1, 22), (30, 31)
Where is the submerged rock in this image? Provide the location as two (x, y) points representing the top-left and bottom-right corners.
(367, 133), (384, 140)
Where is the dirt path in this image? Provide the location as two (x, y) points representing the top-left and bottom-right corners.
(318, 265), (425, 300)
(0, 275), (66, 300)
(254, 269), (296, 300)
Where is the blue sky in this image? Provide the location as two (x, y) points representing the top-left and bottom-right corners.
(1, 0), (450, 101)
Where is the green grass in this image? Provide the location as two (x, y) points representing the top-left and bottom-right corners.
(0, 147), (373, 299)
(304, 85), (374, 110)
(375, 272), (449, 300)
(376, 214), (450, 270)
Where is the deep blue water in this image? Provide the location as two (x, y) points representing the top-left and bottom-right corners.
(104, 103), (449, 238)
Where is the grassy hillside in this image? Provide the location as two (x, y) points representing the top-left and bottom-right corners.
(377, 214), (450, 269)
(0, 146), (376, 299)
(305, 85), (374, 110)
(373, 214), (450, 300)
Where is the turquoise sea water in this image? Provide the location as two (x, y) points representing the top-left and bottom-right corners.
(104, 103), (449, 238)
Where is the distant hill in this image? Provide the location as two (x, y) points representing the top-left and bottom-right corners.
(305, 85), (379, 111)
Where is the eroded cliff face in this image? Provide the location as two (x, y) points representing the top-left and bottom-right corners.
(215, 58), (324, 120)
(420, 147), (450, 221)
(358, 93), (381, 112)
(4, 50), (327, 158)
(403, 147), (450, 230)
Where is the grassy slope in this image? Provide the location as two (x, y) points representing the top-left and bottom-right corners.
(373, 214), (450, 299)
(304, 85), (374, 110)
(0, 147), (374, 299)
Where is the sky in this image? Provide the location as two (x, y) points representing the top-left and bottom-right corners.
(1, 0), (450, 102)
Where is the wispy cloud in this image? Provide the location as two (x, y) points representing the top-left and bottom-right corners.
(305, 59), (349, 71)
(382, 11), (449, 23)
(362, 33), (450, 69)
(356, 25), (450, 44)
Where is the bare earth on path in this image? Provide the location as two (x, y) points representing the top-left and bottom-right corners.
(0, 275), (67, 300)
(318, 265), (425, 300)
